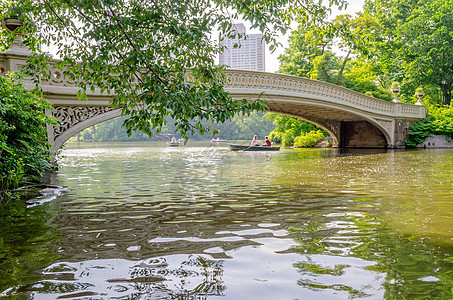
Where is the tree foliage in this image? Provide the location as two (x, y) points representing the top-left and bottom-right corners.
(294, 130), (325, 147)
(430, 105), (453, 138)
(362, 0), (453, 104)
(265, 113), (325, 147)
(278, 12), (393, 100)
(280, 0), (453, 105)
(0, 0), (346, 140)
(0, 74), (56, 195)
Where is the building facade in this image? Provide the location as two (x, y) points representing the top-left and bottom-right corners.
(218, 24), (265, 72)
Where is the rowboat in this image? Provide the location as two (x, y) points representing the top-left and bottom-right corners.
(228, 144), (280, 151)
(211, 138), (227, 143)
(168, 142), (179, 147)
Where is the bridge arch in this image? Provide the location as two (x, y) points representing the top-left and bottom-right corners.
(50, 106), (121, 151)
(263, 97), (393, 148)
(49, 102), (392, 151)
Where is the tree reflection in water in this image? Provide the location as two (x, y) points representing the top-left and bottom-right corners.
(289, 208), (453, 299)
(6, 255), (225, 298)
(0, 195), (59, 295)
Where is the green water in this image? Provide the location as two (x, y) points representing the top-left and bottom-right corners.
(1, 141), (453, 299)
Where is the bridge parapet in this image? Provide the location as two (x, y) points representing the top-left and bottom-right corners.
(222, 69), (426, 120)
(0, 50), (426, 121)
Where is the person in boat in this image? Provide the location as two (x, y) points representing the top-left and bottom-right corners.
(251, 135), (260, 146)
(264, 136), (272, 146)
(171, 136), (177, 143)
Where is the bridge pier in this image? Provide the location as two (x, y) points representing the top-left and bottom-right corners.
(340, 121), (388, 148)
(392, 119), (419, 148)
(337, 119), (417, 149)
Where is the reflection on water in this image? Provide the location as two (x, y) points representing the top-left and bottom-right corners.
(1, 142), (453, 299)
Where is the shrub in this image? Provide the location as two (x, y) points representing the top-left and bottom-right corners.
(405, 118), (435, 148)
(294, 130), (325, 147)
(406, 105), (453, 148)
(0, 74), (56, 195)
(429, 105), (453, 140)
(281, 131), (294, 147)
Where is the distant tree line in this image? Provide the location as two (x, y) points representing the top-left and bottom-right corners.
(75, 111), (276, 142)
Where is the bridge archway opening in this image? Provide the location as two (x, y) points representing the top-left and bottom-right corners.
(340, 120), (388, 148)
(265, 103), (392, 148)
(266, 111), (340, 147)
(52, 105), (392, 152)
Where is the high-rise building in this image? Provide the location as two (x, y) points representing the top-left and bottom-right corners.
(219, 24), (265, 72)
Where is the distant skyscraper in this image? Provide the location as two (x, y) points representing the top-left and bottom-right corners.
(219, 24), (265, 72)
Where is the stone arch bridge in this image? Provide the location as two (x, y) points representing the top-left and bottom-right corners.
(1, 42), (426, 151)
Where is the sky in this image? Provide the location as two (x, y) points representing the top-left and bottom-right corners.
(42, 0), (366, 73)
(259, 0), (366, 73)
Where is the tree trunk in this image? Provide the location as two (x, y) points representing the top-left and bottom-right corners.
(321, 66), (331, 83)
(446, 91), (452, 106)
(337, 49), (351, 86)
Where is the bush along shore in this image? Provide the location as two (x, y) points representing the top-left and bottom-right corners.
(0, 74), (57, 201)
(406, 105), (453, 148)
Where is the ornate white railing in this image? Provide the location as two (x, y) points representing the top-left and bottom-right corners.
(222, 69), (426, 119)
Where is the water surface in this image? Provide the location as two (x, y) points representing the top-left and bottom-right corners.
(1, 142), (453, 299)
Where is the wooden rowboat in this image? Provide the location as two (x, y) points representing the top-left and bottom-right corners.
(228, 144), (280, 151)
(168, 142), (180, 147)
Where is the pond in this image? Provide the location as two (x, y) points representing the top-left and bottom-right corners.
(1, 141), (453, 299)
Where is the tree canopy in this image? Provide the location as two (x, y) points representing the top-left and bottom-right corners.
(279, 0), (453, 106)
(361, 0), (453, 105)
(0, 0), (346, 139)
(276, 0), (453, 147)
(278, 11), (394, 100)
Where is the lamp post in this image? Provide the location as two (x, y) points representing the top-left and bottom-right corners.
(441, 78), (447, 105)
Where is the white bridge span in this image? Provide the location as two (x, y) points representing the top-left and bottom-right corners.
(1, 41), (426, 150)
